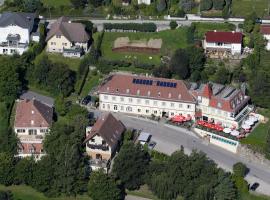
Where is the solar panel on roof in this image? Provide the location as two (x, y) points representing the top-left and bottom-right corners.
(150, 80), (153, 85)
(157, 81), (160, 86)
(139, 79), (143, 84)
(133, 78), (136, 83)
(143, 80), (146, 84)
(166, 82), (170, 87)
(173, 83), (177, 88)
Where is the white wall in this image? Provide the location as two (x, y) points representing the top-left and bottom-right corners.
(15, 127), (49, 137)
(99, 93), (196, 118)
(263, 34), (270, 50)
(204, 41), (241, 55)
(0, 25), (30, 43)
(138, 0), (151, 5)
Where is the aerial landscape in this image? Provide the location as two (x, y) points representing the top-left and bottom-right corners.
(1, 0), (270, 200)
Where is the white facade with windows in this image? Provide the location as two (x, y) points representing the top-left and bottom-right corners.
(203, 40), (241, 55)
(138, 0), (151, 4)
(99, 94), (196, 118)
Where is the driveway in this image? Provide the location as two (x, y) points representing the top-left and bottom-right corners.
(90, 110), (270, 196)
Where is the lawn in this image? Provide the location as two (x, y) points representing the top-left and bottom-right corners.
(0, 185), (89, 200)
(231, 0), (269, 18)
(80, 72), (102, 97)
(241, 108), (270, 152)
(193, 22), (236, 40)
(47, 53), (80, 72)
(241, 192), (270, 200)
(126, 185), (160, 200)
(99, 28), (189, 65)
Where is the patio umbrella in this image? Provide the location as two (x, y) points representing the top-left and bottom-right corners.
(230, 130), (240, 136)
(241, 123), (251, 130)
(223, 128), (231, 134)
(248, 116), (258, 123)
(197, 120), (205, 126)
(209, 124), (216, 129)
(185, 115), (192, 121)
(171, 115), (185, 122)
(244, 120), (254, 126)
(215, 125), (224, 132)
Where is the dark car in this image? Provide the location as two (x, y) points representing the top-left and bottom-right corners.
(255, 18), (262, 24)
(81, 95), (91, 105)
(148, 141), (157, 150)
(250, 182), (259, 191)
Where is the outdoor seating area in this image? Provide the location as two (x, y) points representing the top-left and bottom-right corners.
(195, 114), (260, 141)
(170, 114), (192, 123)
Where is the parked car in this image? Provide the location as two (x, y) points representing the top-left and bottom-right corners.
(148, 141), (157, 150)
(81, 95), (91, 105)
(255, 18), (262, 24)
(249, 182), (259, 191)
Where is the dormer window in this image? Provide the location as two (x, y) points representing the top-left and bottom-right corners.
(168, 93), (171, 98)
(56, 35), (61, 38)
(116, 88), (119, 92)
(126, 89), (130, 94)
(106, 87), (110, 91)
(158, 92), (161, 97)
(137, 90), (140, 95)
(147, 91), (151, 96)
(178, 94), (181, 99)
(217, 102), (222, 108)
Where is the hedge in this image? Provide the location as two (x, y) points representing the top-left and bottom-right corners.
(104, 23), (157, 32)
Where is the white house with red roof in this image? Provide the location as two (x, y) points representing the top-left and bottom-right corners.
(190, 83), (252, 128)
(97, 73), (196, 119)
(260, 25), (270, 50)
(203, 31), (243, 55)
(14, 99), (53, 160)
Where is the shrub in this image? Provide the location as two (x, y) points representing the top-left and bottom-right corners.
(170, 20), (178, 30)
(200, 0), (213, 11)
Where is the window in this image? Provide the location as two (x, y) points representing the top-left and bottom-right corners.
(217, 102), (222, 108)
(145, 100), (149, 105)
(102, 104), (105, 109)
(171, 112), (174, 116)
(137, 90), (140, 95)
(198, 96), (202, 103)
(162, 102), (166, 106)
(179, 104), (182, 108)
(102, 140), (106, 145)
(137, 99), (141, 104)
(187, 104), (191, 109)
(121, 106), (124, 111)
(18, 147), (23, 153)
(56, 35), (61, 38)
(138, 109), (141, 113)
(170, 103), (174, 107)
(29, 148), (35, 153)
(51, 42), (54, 45)
(168, 93), (171, 98)
(107, 104), (110, 109)
(153, 101), (157, 106)
(154, 110), (157, 114)
(128, 98), (133, 103)
(126, 106), (132, 112)
(91, 138), (95, 142)
(10, 49), (16, 53)
(147, 91), (151, 96)
(120, 97), (124, 102)
(114, 105), (118, 110)
(104, 95), (108, 100)
(29, 129), (37, 135)
(146, 110), (149, 113)
(126, 89), (130, 94)
(17, 129), (25, 133)
(112, 96), (116, 101)
(40, 129), (48, 133)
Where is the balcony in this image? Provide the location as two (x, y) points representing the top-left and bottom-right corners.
(87, 143), (109, 151)
(0, 42), (28, 48)
(18, 135), (44, 142)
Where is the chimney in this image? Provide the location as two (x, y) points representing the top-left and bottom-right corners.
(232, 31), (235, 33)
(214, 30), (216, 32)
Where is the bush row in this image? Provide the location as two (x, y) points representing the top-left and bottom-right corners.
(104, 23), (157, 32)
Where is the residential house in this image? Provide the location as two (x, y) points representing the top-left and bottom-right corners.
(97, 74), (196, 119)
(260, 25), (270, 50)
(203, 31), (243, 55)
(46, 17), (90, 58)
(84, 113), (126, 171)
(190, 83), (252, 128)
(14, 99), (53, 160)
(0, 12), (39, 55)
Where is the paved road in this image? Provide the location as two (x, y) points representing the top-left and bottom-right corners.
(125, 195), (151, 200)
(91, 110), (270, 196)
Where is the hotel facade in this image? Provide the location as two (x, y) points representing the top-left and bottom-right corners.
(97, 73), (252, 129)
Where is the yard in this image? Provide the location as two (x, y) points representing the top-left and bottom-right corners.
(231, 0), (269, 18)
(241, 109), (270, 153)
(46, 53), (80, 72)
(42, 0), (71, 7)
(98, 28), (189, 65)
(0, 185), (89, 200)
(193, 22), (236, 40)
(80, 72), (102, 97)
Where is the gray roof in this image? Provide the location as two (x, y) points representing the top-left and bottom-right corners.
(0, 12), (36, 30)
(20, 91), (54, 107)
(46, 16), (90, 43)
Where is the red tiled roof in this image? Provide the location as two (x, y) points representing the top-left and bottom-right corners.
(14, 99), (53, 128)
(84, 113), (126, 147)
(260, 25), (270, 35)
(201, 84), (212, 98)
(205, 31), (243, 44)
(98, 74), (196, 103)
(18, 142), (43, 155)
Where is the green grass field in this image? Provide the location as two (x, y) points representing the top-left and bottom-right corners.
(47, 53), (80, 72)
(0, 185), (89, 200)
(193, 22), (236, 40)
(241, 109), (270, 152)
(80, 72), (102, 97)
(231, 0), (269, 17)
(99, 28), (189, 65)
